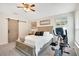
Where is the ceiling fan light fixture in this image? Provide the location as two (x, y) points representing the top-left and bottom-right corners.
(24, 8), (30, 11)
(17, 3), (36, 12)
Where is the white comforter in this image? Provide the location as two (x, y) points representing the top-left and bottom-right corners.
(24, 34), (53, 55)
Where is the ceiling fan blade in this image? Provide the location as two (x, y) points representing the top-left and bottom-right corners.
(31, 4), (35, 7)
(17, 3), (24, 8)
(22, 3), (29, 8)
(17, 6), (23, 8)
(30, 9), (35, 12)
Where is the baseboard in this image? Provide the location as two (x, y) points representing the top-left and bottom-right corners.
(0, 42), (8, 45)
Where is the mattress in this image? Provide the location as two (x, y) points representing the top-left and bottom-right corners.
(24, 34), (53, 55)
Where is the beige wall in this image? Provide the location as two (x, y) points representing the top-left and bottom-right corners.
(0, 17), (31, 45)
(0, 17), (8, 45)
(19, 20), (31, 39)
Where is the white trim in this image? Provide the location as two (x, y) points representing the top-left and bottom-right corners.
(0, 42), (8, 45)
(74, 42), (79, 56)
(75, 41), (79, 48)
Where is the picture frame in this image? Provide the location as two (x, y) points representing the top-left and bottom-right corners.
(40, 19), (50, 25)
(31, 22), (37, 29)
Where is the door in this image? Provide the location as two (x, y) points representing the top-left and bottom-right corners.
(8, 18), (19, 42)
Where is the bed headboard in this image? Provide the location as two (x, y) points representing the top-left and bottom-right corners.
(38, 26), (53, 32)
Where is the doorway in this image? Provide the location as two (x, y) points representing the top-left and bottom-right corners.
(8, 18), (19, 43)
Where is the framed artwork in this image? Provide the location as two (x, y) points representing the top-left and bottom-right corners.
(31, 22), (37, 29)
(40, 19), (50, 25)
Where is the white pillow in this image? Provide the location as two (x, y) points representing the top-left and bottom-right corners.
(44, 32), (50, 36)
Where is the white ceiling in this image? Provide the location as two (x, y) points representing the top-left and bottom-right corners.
(0, 3), (78, 21)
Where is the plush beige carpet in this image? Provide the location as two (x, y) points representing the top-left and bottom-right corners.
(0, 42), (77, 56)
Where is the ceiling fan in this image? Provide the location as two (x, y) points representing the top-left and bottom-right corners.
(17, 3), (35, 12)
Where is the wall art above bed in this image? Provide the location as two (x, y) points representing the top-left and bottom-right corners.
(40, 19), (50, 25)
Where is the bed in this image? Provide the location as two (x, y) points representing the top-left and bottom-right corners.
(16, 32), (53, 56)
(16, 25), (53, 56)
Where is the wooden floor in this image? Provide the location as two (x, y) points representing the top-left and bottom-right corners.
(0, 42), (77, 56)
